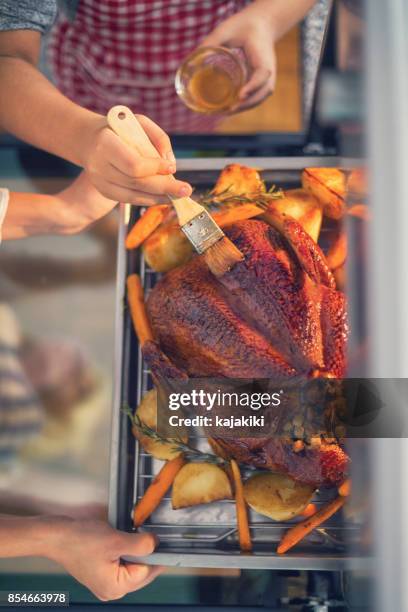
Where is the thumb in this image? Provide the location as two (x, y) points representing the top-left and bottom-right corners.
(117, 563), (164, 594)
(200, 23), (226, 48)
(115, 532), (158, 558)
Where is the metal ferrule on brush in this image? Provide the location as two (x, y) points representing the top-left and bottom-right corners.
(181, 212), (225, 255)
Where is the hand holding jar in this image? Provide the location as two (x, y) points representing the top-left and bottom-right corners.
(177, 0), (316, 114)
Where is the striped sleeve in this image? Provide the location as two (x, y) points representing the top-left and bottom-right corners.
(0, 305), (44, 467)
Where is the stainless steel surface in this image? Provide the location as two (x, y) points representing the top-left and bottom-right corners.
(108, 203), (127, 530)
(122, 552), (371, 572)
(109, 157), (368, 570)
(175, 156), (361, 171)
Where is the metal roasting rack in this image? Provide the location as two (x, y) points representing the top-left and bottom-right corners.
(109, 158), (371, 570)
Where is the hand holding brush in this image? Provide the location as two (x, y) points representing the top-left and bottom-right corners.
(107, 106), (244, 277)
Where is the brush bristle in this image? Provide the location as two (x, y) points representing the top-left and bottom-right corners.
(203, 237), (244, 277)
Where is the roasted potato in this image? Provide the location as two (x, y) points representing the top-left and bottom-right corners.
(172, 462), (233, 509)
(302, 168), (346, 220)
(243, 473), (315, 521)
(133, 389), (187, 460)
(270, 188), (323, 243)
(143, 220), (193, 273)
(213, 164), (265, 196)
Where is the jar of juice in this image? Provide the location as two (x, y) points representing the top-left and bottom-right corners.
(175, 46), (247, 114)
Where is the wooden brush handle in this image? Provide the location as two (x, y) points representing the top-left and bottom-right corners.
(107, 105), (159, 157)
(107, 105), (204, 225)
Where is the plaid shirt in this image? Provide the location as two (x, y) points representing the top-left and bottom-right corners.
(46, 0), (248, 132)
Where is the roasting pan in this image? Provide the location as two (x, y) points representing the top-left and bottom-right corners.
(108, 156), (370, 571)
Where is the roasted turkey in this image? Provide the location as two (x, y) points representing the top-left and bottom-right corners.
(146, 217), (347, 379)
(142, 173), (350, 488)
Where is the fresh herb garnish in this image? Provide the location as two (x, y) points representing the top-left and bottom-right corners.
(199, 184), (283, 210)
(123, 404), (228, 466)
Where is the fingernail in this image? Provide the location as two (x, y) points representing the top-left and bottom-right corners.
(167, 163), (176, 174)
(166, 151), (176, 164)
(178, 185), (191, 197)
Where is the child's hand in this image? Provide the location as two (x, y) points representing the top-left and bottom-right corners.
(81, 114), (192, 205)
(46, 518), (163, 601)
(200, 3), (277, 112)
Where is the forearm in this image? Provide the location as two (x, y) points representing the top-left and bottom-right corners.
(252, 0), (317, 40)
(0, 57), (104, 168)
(3, 191), (76, 239)
(0, 514), (69, 559)
(3, 175), (115, 240)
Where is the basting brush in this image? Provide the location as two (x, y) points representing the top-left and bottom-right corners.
(107, 105), (244, 276)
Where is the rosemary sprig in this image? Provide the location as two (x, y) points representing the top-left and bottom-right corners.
(199, 184), (284, 210)
(123, 404), (227, 466)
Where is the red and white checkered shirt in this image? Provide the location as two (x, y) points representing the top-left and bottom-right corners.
(47, 0), (248, 133)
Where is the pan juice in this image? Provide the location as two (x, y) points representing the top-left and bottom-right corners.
(187, 64), (239, 111)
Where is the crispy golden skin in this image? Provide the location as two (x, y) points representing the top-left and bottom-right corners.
(302, 168), (346, 220)
(213, 163), (265, 196)
(271, 188), (322, 243)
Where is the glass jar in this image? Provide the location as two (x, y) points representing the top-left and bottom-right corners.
(175, 46), (247, 114)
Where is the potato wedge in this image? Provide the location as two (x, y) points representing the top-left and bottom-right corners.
(244, 473), (315, 521)
(133, 389), (186, 460)
(143, 221), (193, 273)
(302, 168), (346, 220)
(172, 462), (233, 509)
(269, 188), (323, 243)
(214, 164), (265, 196)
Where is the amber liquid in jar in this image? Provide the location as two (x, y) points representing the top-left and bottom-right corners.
(186, 65), (240, 112)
